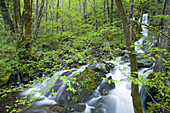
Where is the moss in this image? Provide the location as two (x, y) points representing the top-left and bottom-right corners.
(84, 80), (96, 94)
(0, 73), (11, 85)
(77, 68), (97, 81)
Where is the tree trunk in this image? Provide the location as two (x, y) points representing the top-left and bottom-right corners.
(106, 0), (110, 19)
(110, 0), (114, 24)
(34, 0), (38, 34)
(128, 0), (134, 41)
(115, 0), (143, 113)
(92, 0), (98, 30)
(79, 0), (81, 21)
(103, 0), (106, 24)
(154, 0), (169, 73)
(17, 0), (22, 30)
(68, 0), (73, 32)
(12, 0), (18, 33)
(51, 0), (54, 33)
(56, 0), (59, 33)
(83, 0), (86, 22)
(24, 0), (32, 50)
(45, 0), (48, 23)
(0, 0), (14, 32)
(34, 0), (45, 39)
(60, 0), (63, 42)
(138, 1), (143, 33)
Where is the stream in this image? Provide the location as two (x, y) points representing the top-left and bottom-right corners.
(19, 14), (156, 113)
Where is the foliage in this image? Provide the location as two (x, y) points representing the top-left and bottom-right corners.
(0, 0), (169, 113)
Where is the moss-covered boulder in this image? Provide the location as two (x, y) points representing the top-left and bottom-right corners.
(54, 62), (115, 112)
(137, 58), (153, 68)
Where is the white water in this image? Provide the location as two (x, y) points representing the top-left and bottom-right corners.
(84, 14), (151, 113)
(20, 14), (153, 113)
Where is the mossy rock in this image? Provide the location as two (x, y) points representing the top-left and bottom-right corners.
(0, 73), (11, 85)
(137, 58), (153, 68)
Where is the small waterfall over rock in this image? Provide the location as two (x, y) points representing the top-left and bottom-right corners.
(19, 14), (154, 113)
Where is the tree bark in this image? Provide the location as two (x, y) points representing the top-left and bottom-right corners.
(11, 0), (18, 33)
(110, 0), (114, 24)
(56, 0), (59, 33)
(138, 1), (143, 33)
(24, 0), (32, 49)
(115, 0), (143, 113)
(106, 0), (110, 19)
(68, 0), (73, 32)
(45, 0), (48, 22)
(34, 0), (45, 39)
(17, 0), (22, 30)
(154, 0), (169, 73)
(83, 0), (86, 22)
(0, 0), (14, 32)
(60, 0), (63, 42)
(128, 0), (134, 41)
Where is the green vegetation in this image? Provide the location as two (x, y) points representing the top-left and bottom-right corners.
(0, 0), (169, 113)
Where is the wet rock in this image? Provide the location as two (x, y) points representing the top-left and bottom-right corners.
(89, 62), (114, 73)
(91, 108), (106, 113)
(113, 48), (122, 56)
(49, 104), (67, 113)
(91, 95), (116, 113)
(138, 58), (153, 68)
(55, 61), (115, 110)
(99, 77), (115, 96)
(140, 86), (151, 113)
(71, 103), (86, 112)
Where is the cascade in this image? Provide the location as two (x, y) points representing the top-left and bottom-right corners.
(20, 14), (153, 113)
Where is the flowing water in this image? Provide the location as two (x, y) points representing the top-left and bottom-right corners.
(20, 14), (155, 113)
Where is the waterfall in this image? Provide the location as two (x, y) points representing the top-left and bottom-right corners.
(19, 14), (153, 113)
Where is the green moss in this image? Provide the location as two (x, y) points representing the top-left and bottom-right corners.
(0, 73), (11, 85)
(76, 68), (99, 94)
(77, 68), (97, 81)
(84, 80), (96, 94)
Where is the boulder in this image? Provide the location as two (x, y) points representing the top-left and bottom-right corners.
(113, 48), (122, 56)
(137, 58), (153, 68)
(71, 103), (86, 112)
(91, 108), (106, 113)
(55, 61), (115, 112)
(89, 62), (114, 73)
(99, 76), (115, 96)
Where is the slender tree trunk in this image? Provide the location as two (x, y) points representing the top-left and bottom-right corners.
(60, 0), (63, 42)
(103, 0), (106, 24)
(106, 0), (110, 19)
(154, 0), (169, 73)
(51, 0), (54, 33)
(34, 0), (38, 33)
(17, 0), (22, 30)
(24, 0), (32, 48)
(68, 0), (73, 32)
(138, 1), (143, 33)
(0, 0), (14, 32)
(150, 0), (152, 17)
(45, 0), (48, 23)
(83, 0), (86, 22)
(35, 0), (38, 20)
(34, 0), (45, 39)
(129, 0), (134, 41)
(92, 0), (98, 30)
(56, 0), (59, 33)
(79, 0), (81, 21)
(115, 0), (143, 113)
(12, 0), (18, 32)
(110, 0), (114, 24)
